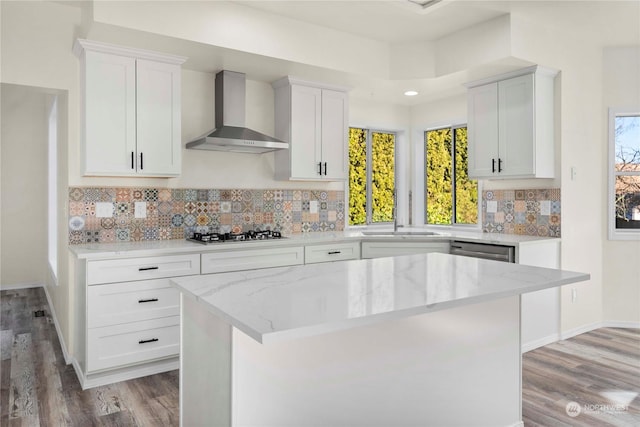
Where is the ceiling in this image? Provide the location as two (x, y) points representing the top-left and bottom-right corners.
(81, 1), (640, 105)
(236, 0), (640, 46)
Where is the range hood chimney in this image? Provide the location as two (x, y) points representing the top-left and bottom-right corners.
(186, 70), (289, 153)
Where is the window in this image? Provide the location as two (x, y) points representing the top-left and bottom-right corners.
(349, 128), (396, 226)
(48, 95), (58, 280)
(425, 126), (478, 225)
(609, 108), (640, 240)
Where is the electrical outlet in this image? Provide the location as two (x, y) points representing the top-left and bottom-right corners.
(135, 202), (147, 218)
(571, 288), (577, 303)
(540, 200), (551, 216)
(95, 202), (114, 218)
(310, 201), (318, 214)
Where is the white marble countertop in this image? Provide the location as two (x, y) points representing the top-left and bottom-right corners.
(170, 252), (588, 344)
(69, 228), (558, 259)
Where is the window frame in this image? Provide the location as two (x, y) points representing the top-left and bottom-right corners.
(348, 127), (397, 227)
(608, 107), (640, 241)
(47, 95), (58, 282)
(423, 124), (481, 229)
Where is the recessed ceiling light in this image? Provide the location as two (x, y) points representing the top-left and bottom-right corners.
(404, 90), (419, 96)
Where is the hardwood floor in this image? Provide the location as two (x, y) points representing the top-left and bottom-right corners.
(0, 287), (178, 426)
(523, 327), (640, 426)
(1, 286), (638, 426)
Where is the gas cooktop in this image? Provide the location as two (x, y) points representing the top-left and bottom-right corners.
(188, 230), (284, 244)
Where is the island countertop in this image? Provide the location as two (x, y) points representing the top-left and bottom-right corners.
(171, 252), (589, 344)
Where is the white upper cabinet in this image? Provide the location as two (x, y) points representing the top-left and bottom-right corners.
(272, 77), (349, 181)
(467, 66), (556, 179)
(75, 40), (186, 177)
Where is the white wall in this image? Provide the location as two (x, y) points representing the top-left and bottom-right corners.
(1, 85), (48, 286)
(1, 0), (81, 357)
(602, 47), (640, 325)
(510, 12), (605, 334)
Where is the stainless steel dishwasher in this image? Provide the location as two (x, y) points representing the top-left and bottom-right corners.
(450, 240), (515, 263)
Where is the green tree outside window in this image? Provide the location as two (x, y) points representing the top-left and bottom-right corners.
(349, 128), (396, 225)
(425, 126), (477, 225)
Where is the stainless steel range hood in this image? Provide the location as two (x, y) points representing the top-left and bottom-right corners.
(186, 70), (289, 154)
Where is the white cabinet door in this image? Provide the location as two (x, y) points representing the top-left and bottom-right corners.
(304, 241), (360, 264)
(321, 89), (348, 180)
(498, 74), (535, 177)
(77, 40), (185, 177)
(201, 246), (304, 274)
(466, 67), (555, 180)
(467, 82), (499, 178)
(290, 85), (322, 179)
(273, 77), (349, 181)
(84, 51), (137, 175)
(361, 241), (450, 259)
(136, 59), (182, 176)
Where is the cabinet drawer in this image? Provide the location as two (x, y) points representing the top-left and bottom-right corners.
(361, 241), (450, 259)
(305, 242), (360, 264)
(87, 279), (179, 328)
(87, 316), (179, 372)
(201, 246), (304, 274)
(87, 254), (200, 285)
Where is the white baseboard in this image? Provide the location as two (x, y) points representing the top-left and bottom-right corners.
(75, 357), (179, 390)
(602, 320), (640, 329)
(1, 283), (73, 365)
(41, 284), (72, 365)
(522, 333), (561, 353)
(0, 282), (44, 291)
(561, 320), (640, 341)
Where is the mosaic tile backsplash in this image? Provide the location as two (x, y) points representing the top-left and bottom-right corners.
(482, 188), (561, 237)
(68, 187), (345, 244)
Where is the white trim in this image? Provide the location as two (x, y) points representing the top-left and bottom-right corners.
(42, 284), (71, 365)
(0, 282), (44, 290)
(75, 357), (179, 390)
(521, 333), (561, 353)
(0, 283), (72, 364)
(608, 107), (640, 241)
(561, 320), (640, 341)
(464, 65), (558, 88)
(73, 39), (187, 65)
(602, 320), (640, 329)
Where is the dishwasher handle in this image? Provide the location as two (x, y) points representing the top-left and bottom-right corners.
(450, 242), (515, 263)
(450, 247), (511, 262)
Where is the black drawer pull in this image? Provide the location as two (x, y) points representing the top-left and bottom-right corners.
(138, 266), (159, 271)
(138, 298), (159, 304)
(328, 251), (342, 255)
(138, 338), (159, 344)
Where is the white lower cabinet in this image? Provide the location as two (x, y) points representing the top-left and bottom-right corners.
(78, 253), (200, 388)
(201, 246), (304, 274)
(304, 241), (360, 264)
(361, 241), (450, 259)
(87, 316), (180, 372)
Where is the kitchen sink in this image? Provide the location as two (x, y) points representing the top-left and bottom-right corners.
(361, 231), (440, 236)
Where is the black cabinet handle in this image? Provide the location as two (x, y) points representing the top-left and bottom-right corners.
(328, 251), (341, 255)
(140, 152), (144, 170)
(498, 158), (503, 173)
(323, 162), (327, 176)
(318, 162), (322, 175)
(138, 338), (159, 344)
(492, 158), (496, 173)
(138, 266), (159, 271)
(131, 152), (135, 169)
(138, 298), (159, 303)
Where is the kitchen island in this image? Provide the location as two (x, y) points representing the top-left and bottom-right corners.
(171, 253), (588, 427)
